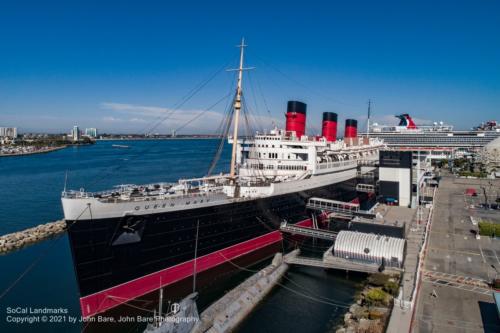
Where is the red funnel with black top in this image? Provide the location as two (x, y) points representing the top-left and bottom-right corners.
(285, 101), (307, 137)
(322, 112), (338, 142)
(345, 119), (358, 138)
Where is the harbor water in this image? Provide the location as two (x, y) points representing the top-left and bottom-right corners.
(0, 140), (363, 333)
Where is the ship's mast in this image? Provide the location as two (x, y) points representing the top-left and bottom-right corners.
(229, 38), (253, 179)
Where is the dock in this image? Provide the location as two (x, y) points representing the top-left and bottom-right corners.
(284, 247), (386, 274)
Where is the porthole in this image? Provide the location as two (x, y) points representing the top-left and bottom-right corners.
(134, 206), (140, 211)
(145, 205), (149, 209)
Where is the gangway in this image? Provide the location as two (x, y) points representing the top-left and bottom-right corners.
(357, 171), (375, 178)
(307, 197), (377, 219)
(284, 256), (381, 273)
(279, 222), (337, 241)
(283, 246), (395, 274)
(307, 197), (360, 215)
(356, 184), (376, 193)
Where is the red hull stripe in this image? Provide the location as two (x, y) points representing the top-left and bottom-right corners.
(80, 230), (283, 318)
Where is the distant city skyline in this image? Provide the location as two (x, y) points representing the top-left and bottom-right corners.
(0, 1), (499, 134)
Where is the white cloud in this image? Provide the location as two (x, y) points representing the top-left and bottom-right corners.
(98, 102), (288, 134)
(129, 117), (147, 123)
(100, 102), (169, 116)
(102, 116), (124, 122)
(100, 101), (227, 133)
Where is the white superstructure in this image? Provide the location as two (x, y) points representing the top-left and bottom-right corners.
(62, 132), (384, 220)
(62, 39), (385, 221)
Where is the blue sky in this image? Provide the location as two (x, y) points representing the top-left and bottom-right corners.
(0, 0), (499, 134)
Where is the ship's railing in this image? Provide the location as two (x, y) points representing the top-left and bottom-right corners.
(62, 185), (226, 201)
(316, 159), (357, 170)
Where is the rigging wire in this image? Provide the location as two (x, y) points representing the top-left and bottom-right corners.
(174, 93), (232, 133)
(249, 50), (362, 109)
(217, 251), (350, 308)
(253, 70), (275, 127)
(87, 91), (232, 189)
(246, 71), (265, 132)
(135, 56), (237, 136)
(0, 205), (90, 300)
(207, 93), (235, 176)
(86, 56), (237, 189)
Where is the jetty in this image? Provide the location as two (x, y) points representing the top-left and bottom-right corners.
(0, 220), (66, 254)
(192, 250), (297, 333)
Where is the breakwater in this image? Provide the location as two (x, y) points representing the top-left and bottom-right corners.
(193, 251), (296, 333)
(0, 220), (66, 254)
(0, 145), (68, 157)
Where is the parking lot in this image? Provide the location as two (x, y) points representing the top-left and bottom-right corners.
(414, 173), (500, 333)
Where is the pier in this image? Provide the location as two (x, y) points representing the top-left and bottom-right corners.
(283, 247), (387, 274)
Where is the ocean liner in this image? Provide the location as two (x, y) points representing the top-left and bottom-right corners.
(61, 40), (384, 318)
(367, 113), (500, 149)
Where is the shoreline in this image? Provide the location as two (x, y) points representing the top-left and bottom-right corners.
(97, 137), (220, 141)
(0, 145), (68, 157)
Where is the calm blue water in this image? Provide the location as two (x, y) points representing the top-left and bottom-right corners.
(0, 140), (360, 333)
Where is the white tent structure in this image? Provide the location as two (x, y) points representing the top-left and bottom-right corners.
(333, 231), (405, 268)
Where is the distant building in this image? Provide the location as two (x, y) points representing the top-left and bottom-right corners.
(72, 126), (80, 141)
(0, 127), (18, 139)
(85, 128), (98, 138)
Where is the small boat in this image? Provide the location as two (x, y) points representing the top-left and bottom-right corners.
(112, 144), (130, 149)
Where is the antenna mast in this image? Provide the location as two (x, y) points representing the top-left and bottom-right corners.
(367, 99), (371, 138)
(229, 38), (253, 179)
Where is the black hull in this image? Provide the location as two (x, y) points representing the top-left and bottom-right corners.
(66, 180), (357, 298)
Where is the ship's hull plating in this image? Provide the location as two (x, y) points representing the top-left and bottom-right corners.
(66, 180), (356, 317)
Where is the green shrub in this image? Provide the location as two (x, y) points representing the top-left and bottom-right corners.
(365, 288), (388, 307)
(478, 221), (499, 237)
(383, 281), (399, 296)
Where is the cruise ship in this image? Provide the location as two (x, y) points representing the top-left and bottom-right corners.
(61, 41), (384, 318)
(367, 113), (500, 150)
